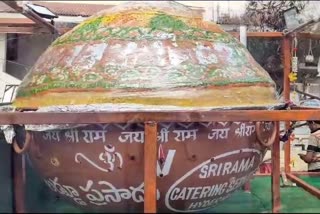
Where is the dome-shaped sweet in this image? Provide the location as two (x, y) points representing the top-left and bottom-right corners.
(13, 1), (279, 109)
(11, 2), (279, 213)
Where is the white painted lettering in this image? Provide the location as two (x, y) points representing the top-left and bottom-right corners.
(199, 186), (211, 199)
(118, 131), (144, 143)
(191, 187), (202, 200)
(230, 160), (239, 174)
(170, 188), (180, 201)
(173, 129), (198, 142)
(200, 157), (256, 178)
(199, 165), (208, 179)
(82, 130), (107, 143)
(176, 188), (186, 200)
(208, 163), (218, 177)
(222, 162), (232, 176)
(208, 128), (230, 140)
(43, 131), (61, 142)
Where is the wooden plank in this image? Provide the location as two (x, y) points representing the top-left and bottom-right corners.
(0, 18), (35, 26)
(243, 181), (251, 192)
(144, 122), (157, 213)
(0, 26), (70, 34)
(292, 171), (320, 177)
(230, 32), (283, 38)
(247, 32), (283, 38)
(282, 37), (291, 103)
(298, 32), (320, 40)
(286, 173), (320, 199)
(11, 128), (26, 213)
(271, 122), (281, 213)
(13, 152), (26, 213)
(255, 173), (272, 176)
(282, 37), (292, 173)
(292, 106), (320, 110)
(0, 26), (48, 34)
(2, 110), (320, 124)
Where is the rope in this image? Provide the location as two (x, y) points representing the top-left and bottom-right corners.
(291, 34), (298, 57)
(158, 144), (165, 165)
(291, 34), (298, 73)
(308, 39), (313, 56)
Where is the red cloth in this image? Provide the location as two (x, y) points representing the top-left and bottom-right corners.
(259, 163), (272, 173)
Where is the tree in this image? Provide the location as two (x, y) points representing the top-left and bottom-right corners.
(244, 0), (308, 31)
(242, 1), (310, 94)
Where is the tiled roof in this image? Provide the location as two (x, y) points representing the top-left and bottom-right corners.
(0, 1), (114, 17)
(0, 1), (205, 18)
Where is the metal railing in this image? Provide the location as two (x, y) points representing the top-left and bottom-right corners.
(1, 84), (19, 103)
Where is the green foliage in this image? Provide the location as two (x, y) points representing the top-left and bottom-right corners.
(243, 1), (309, 93)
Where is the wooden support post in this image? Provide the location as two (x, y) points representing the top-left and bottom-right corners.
(144, 122), (157, 213)
(12, 151), (26, 213)
(292, 171), (320, 177)
(271, 122), (281, 213)
(282, 36), (292, 173)
(3, 110), (320, 124)
(243, 181), (251, 192)
(286, 173), (320, 199)
(12, 125), (27, 213)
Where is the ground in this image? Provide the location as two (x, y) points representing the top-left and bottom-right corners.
(208, 176), (320, 213)
(22, 161), (319, 213)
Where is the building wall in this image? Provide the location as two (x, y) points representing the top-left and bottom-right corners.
(0, 13), (84, 82)
(0, 13), (82, 102)
(6, 34), (54, 80)
(0, 33), (20, 102)
(1, 33), (52, 102)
